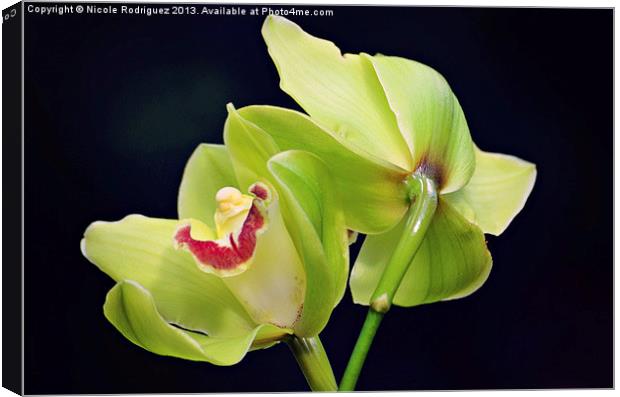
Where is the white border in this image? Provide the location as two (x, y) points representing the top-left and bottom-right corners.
(0, 1), (615, 397)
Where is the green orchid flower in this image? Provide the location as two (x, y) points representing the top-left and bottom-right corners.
(81, 128), (349, 390)
(236, 14), (536, 309)
(223, 15), (536, 389)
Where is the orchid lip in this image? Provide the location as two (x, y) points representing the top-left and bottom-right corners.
(174, 183), (272, 277)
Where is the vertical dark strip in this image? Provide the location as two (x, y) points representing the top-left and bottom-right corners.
(2, 1), (23, 395)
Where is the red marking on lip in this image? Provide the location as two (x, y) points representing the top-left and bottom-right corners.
(175, 203), (265, 271)
(250, 184), (269, 200)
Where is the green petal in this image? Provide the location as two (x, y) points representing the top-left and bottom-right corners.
(225, 105), (348, 335)
(177, 144), (239, 227)
(444, 147), (537, 235)
(262, 15), (412, 170)
(367, 55), (475, 193)
(223, 103), (279, 190)
(81, 215), (256, 336)
(104, 280), (290, 365)
(237, 105), (409, 234)
(268, 150), (348, 336)
(350, 198), (492, 307)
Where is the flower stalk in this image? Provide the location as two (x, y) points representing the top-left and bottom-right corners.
(370, 173), (438, 313)
(338, 309), (383, 391)
(286, 335), (337, 391)
(339, 173), (438, 391)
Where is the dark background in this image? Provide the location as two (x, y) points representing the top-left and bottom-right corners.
(23, 4), (613, 393)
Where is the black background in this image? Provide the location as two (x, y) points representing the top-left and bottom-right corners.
(23, 4), (612, 393)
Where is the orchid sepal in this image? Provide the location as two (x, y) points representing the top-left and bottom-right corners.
(261, 14), (413, 171)
(81, 214), (256, 337)
(444, 146), (537, 236)
(351, 197), (493, 307)
(104, 280), (291, 365)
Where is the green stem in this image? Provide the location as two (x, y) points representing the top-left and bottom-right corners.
(286, 335), (337, 391)
(338, 309), (383, 391)
(339, 173), (437, 391)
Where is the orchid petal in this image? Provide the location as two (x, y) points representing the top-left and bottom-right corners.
(104, 281), (290, 365)
(177, 144), (239, 227)
(236, 105), (409, 234)
(351, 199), (492, 307)
(444, 147), (537, 235)
(262, 15), (412, 170)
(367, 55), (475, 193)
(81, 215), (255, 337)
(225, 105), (350, 335)
(268, 150), (348, 336)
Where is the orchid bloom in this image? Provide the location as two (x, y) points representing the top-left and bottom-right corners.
(80, 114), (349, 390)
(226, 15), (536, 312)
